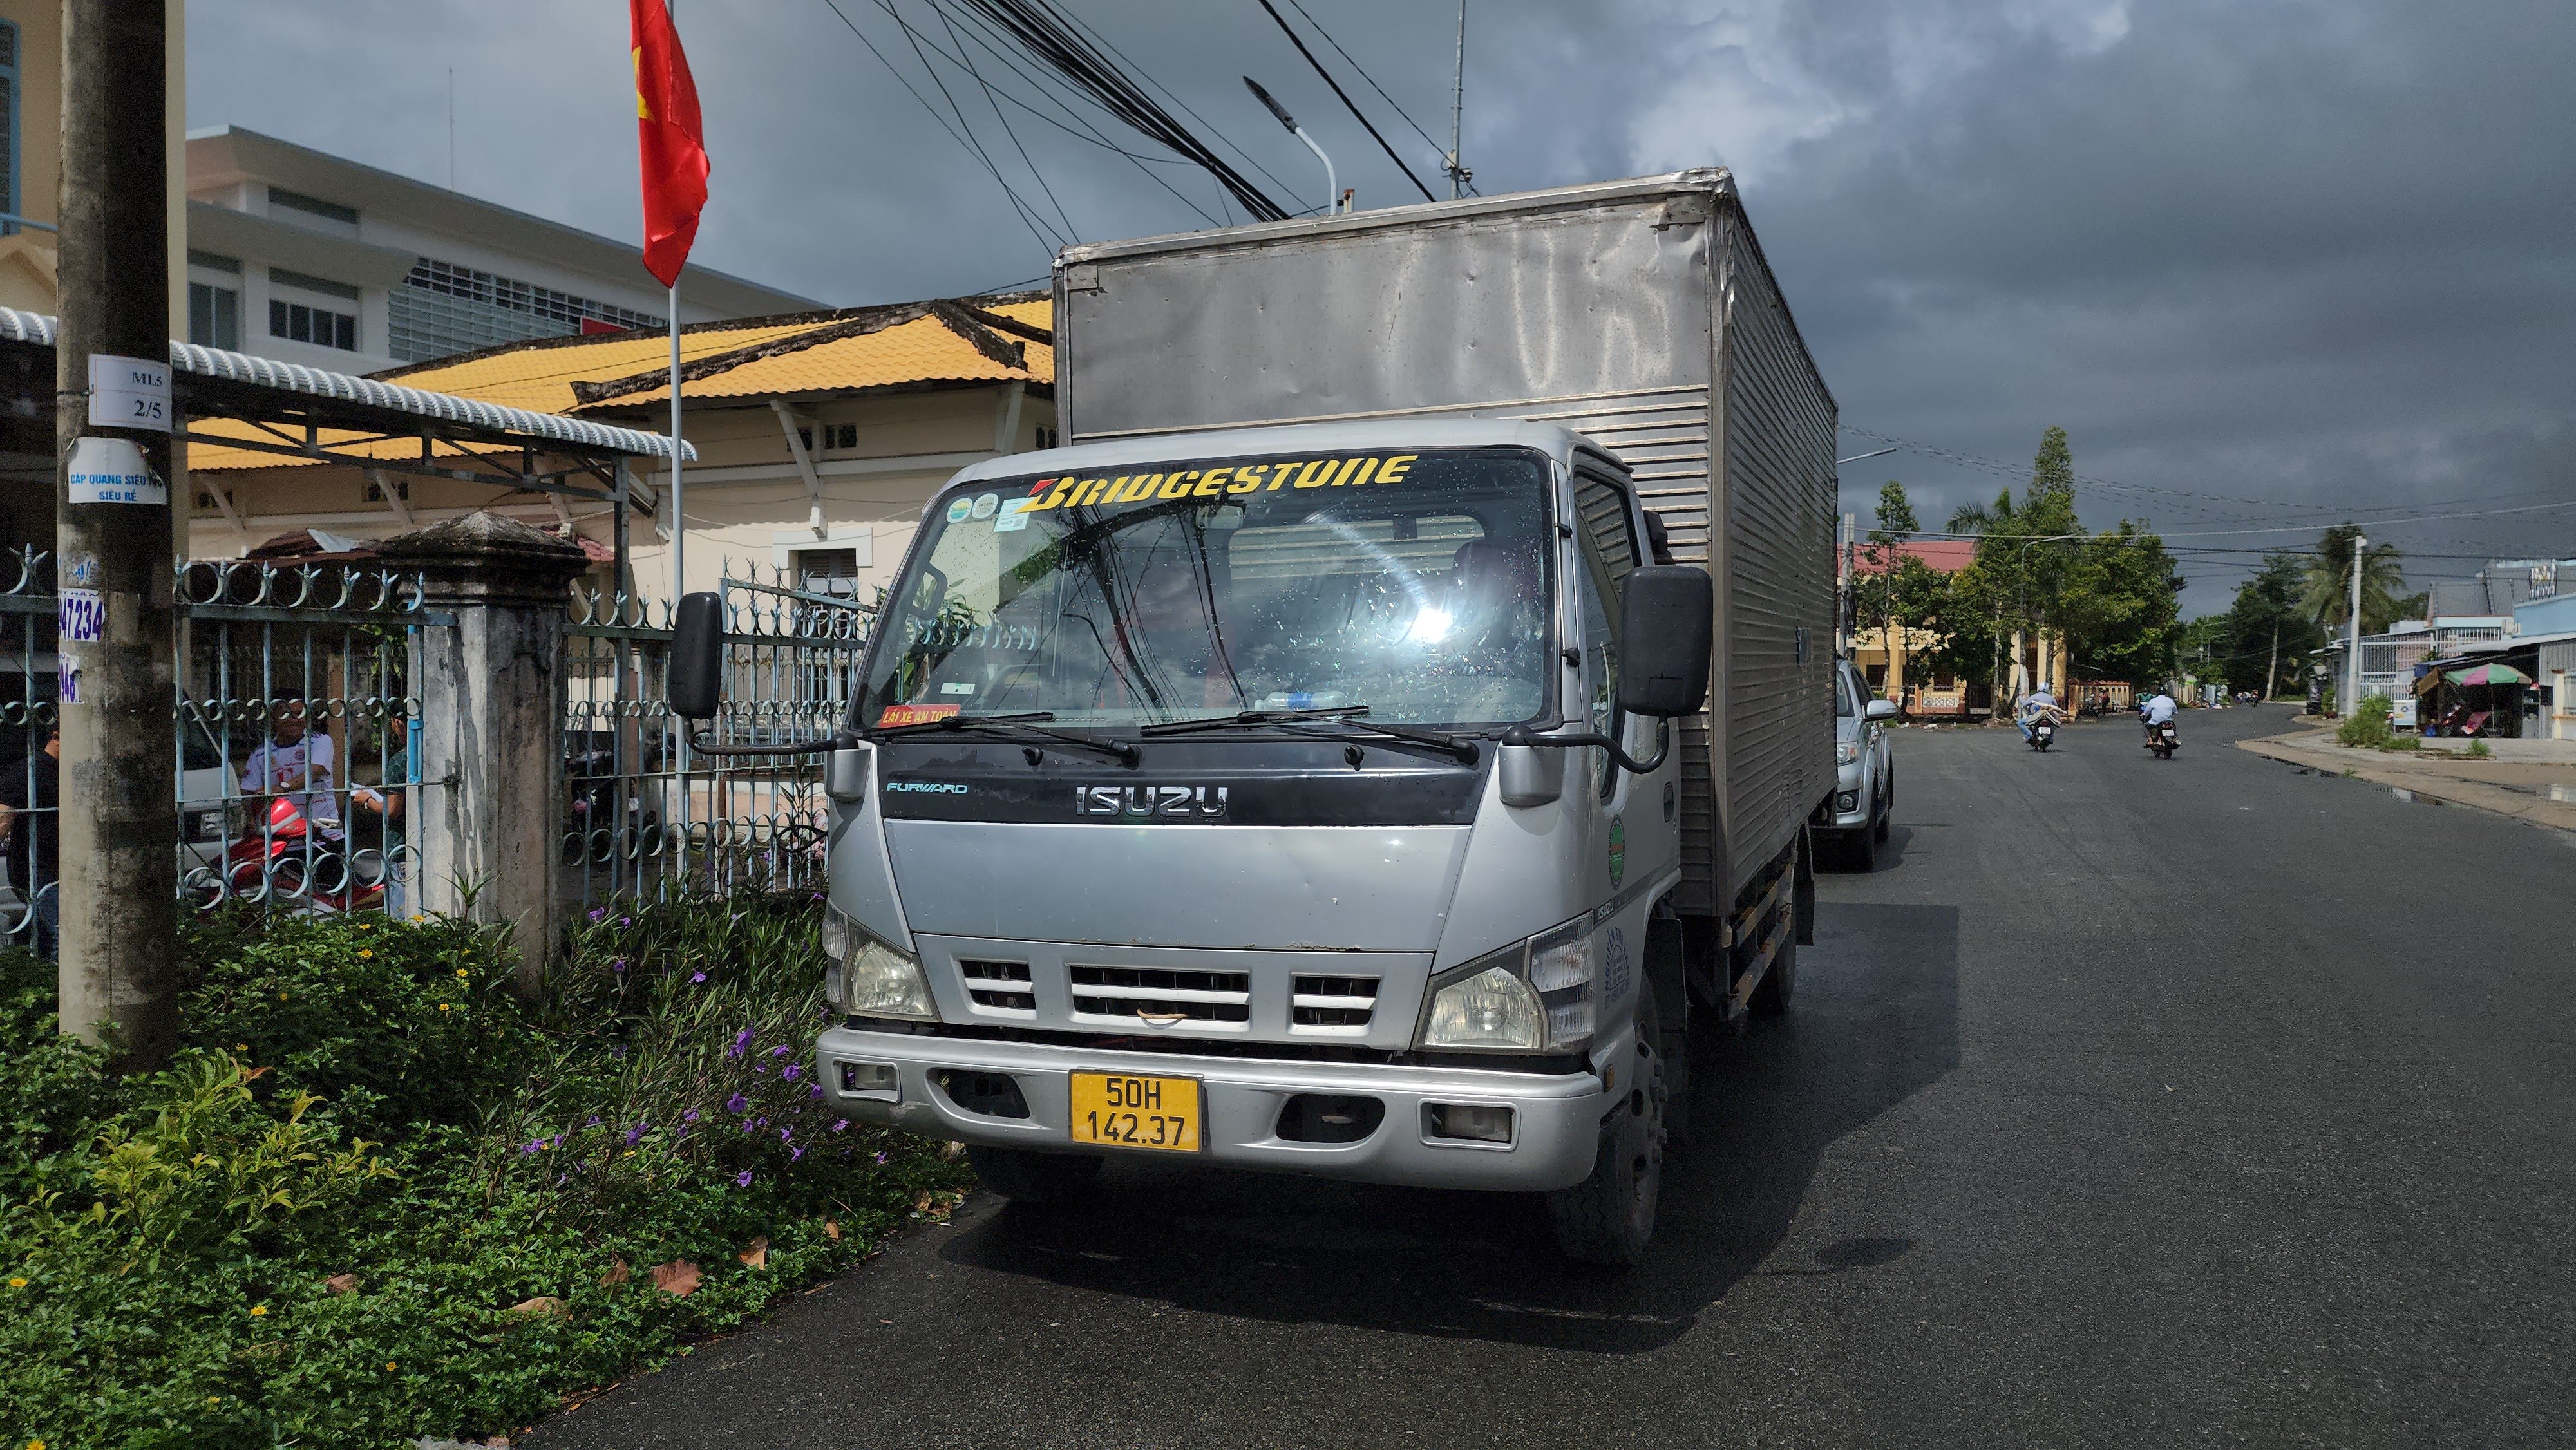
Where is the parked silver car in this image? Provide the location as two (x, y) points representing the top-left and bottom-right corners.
(1822, 660), (1897, 869)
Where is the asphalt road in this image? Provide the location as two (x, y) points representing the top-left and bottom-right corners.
(527, 705), (2576, 1449)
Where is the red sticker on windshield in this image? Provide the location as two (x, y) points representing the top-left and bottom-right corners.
(878, 704), (961, 726)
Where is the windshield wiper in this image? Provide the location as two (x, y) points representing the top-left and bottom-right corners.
(869, 710), (1141, 767)
(1140, 706), (1480, 764)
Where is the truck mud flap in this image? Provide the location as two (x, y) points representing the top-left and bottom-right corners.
(1794, 824), (1816, 946)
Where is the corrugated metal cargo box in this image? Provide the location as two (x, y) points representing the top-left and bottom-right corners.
(1056, 171), (1835, 910)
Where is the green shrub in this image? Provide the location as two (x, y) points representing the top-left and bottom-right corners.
(2336, 693), (2394, 748)
(2467, 738), (2492, 758)
(2379, 734), (2421, 751)
(3, 897), (971, 1450)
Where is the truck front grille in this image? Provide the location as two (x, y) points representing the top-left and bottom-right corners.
(958, 959), (1035, 1013)
(1291, 975), (1379, 1032)
(1068, 965), (1251, 1024)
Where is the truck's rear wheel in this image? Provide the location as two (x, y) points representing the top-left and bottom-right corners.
(1546, 989), (1666, 1266)
(1751, 936), (1796, 1017)
(967, 1145), (1104, 1204)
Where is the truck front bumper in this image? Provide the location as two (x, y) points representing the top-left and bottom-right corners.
(817, 1026), (1610, 1192)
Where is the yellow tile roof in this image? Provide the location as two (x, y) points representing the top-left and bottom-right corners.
(584, 306), (1052, 408)
(189, 297), (1052, 473)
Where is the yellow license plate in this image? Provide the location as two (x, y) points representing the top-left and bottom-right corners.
(1068, 1071), (1202, 1153)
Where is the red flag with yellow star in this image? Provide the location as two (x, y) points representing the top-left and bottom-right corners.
(630, 0), (707, 288)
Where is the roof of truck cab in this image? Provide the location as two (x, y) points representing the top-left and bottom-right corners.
(940, 417), (1606, 489)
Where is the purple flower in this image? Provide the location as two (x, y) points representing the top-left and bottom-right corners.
(521, 1140), (543, 1154)
(585, 1115), (601, 1128)
(834, 1120), (851, 1134)
(755, 1116), (769, 1128)
(690, 971), (707, 984)
(791, 1145), (804, 1161)
(681, 1108), (700, 1124)
(734, 1169), (753, 1187)
(618, 916), (632, 928)
(809, 1084), (825, 1099)
(587, 908), (605, 923)
(612, 959), (627, 974)
(624, 1122), (649, 1146)
(782, 1064), (802, 1081)
(769, 1045), (791, 1058)
(724, 1093), (749, 1115)
(611, 1044), (628, 1059)
(729, 1028), (755, 1059)
(870, 1150), (886, 1164)
(753, 1064), (766, 1075)
(779, 1126), (793, 1142)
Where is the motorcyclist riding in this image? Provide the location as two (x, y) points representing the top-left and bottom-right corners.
(2139, 688), (2178, 745)
(2017, 686), (2066, 744)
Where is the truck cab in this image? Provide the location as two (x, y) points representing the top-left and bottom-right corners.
(672, 417), (1715, 1263)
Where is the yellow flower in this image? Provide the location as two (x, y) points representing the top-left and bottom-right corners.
(205, 1395), (221, 1406)
(386, 1361), (397, 1371)
(411, 914), (426, 923)
(358, 923), (372, 931)
(358, 949), (374, 959)
(437, 1002), (452, 1012)
(233, 1044), (247, 1052)
(248, 1304), (269, 1317)
(7, 1276), (25, 1288)
(455, 969), (469, 980)
(32, 1438), (49, 1450)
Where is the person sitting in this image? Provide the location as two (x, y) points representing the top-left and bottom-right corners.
(2139, 689), (2179, 742)
(2016, 686), (2065, 742)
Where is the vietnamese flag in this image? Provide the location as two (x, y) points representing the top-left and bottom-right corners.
(630, 0), (708, 288)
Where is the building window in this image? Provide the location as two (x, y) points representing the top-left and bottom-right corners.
(188, 283), (240, 349)
(267, 185), (359, 235)
(270, 298), (358, 352)
(0, 20), (18, 234)
(386, 256), (663, 362)
(795, 548), (862, 598)
(1034, 426), (1060, 449)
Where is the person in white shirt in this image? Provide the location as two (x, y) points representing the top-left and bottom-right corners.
(240, 701), (337, 829)
(2139, 690), (2178, 743)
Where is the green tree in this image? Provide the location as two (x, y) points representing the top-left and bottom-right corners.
(2299, 523), (2409, 635)
(2061, 523), (2183, 684)
(1851, 482), (1943, 703)
(2212, 550), (2326, 696)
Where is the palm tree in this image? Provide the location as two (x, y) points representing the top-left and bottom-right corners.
(2298, 524), (2407, 634)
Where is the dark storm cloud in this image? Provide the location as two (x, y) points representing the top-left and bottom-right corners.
(188, 1), (2576, 608)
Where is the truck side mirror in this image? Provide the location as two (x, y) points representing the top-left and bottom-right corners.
(1866, 698), (1898, 721)
(668, 591), (724, 720)
(1615, 566), (1712, 718)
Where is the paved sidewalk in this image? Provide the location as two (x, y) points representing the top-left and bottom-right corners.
(2239, 728), (2576, 833)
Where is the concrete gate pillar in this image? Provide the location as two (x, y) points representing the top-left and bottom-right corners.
(377, 512), (587, 990)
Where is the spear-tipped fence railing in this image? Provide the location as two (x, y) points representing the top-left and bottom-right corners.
(0, 545), (439, 949)
(562, 564), (872, 910)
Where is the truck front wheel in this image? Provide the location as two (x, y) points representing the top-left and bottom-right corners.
(1545, 990), (1667, 1266)
(967, 1145), (1104, 1204)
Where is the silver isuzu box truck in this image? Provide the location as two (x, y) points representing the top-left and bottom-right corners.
(670, 171), (1837, 1263)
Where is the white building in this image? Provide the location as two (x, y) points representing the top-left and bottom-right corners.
(182, 126), (815, 376)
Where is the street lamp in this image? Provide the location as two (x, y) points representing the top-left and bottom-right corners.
(1245, 76), (1339, 216)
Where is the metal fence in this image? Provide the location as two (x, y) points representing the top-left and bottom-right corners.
(562, 568), (870, 912)
(0, 547), (435, 952)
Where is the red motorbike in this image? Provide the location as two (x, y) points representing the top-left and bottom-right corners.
(221, 795), (385, 912)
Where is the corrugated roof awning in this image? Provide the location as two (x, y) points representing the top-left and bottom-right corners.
(0, 306), (692, 505)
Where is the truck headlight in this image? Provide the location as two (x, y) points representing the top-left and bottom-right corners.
(842, 924), (937, 1021)
(822, 910), (852, 962)
(1416, 917), (1599, 1053)
(1835, 740), (1860, 766)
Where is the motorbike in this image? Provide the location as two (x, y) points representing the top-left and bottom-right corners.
(2029, 719), (2058, 751)
(213, 795), (386, 912)
(2149, 721), (2180, 760)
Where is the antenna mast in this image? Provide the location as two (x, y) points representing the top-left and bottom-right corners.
(1446, 3), (1469, 199)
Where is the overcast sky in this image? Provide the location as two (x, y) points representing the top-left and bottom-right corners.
(187, 0), (2576, 612)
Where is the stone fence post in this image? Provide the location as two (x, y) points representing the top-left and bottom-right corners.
(377, 512), (587, 990)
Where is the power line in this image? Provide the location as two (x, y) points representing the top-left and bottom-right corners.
(1048, 3), (1307, 209)
(1255, 0), (1437, 203)
(1282, 0), (1454, 171)
(934, 1), (1079, 244)
(881, 0), (1069, 253)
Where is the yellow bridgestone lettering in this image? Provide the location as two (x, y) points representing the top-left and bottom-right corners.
(1294, 460), (1337, 489)
(1379, 455), (1418, 484)
(1348, 457), (1381, 485)
(1027, 477), (1079, 511)
(1073, 477), (1111, 507)
(1330, 457), (1368, 486)
(1264, 462), (1298, 491)
(1190, 469), (1226, 497)
(1210, 467), (1245, 493)
(1159, 471), (1199, 499)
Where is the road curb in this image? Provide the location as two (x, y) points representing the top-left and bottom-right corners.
(2237, 733), (2576, 834)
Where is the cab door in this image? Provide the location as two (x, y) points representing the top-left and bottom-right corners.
(1567, 463), (1670, 907)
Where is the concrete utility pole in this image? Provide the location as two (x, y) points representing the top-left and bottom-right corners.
(55, 1), (178, 1067)
(2345, 535), (2365, 716)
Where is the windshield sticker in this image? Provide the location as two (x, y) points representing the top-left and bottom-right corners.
(880, 703), (961, 726)
(992, 497), (1034, 532)
(1019, 455), (1418, 514)
(945, 497), (974, 524)
(939, 682), (976, 696)
(971, 493), (999, 520)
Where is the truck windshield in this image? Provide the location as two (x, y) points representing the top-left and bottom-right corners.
(857, 447), (1555, 731)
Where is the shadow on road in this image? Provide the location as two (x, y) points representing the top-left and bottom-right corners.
(933, 902), (1961, 1354)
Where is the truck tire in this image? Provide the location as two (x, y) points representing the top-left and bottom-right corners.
(967, 1145), (1104, 1204)
(1645, 919), (1692, 1148)
(1751, 936), (1796, 1017)
(1546, 989), (1666, 1266)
